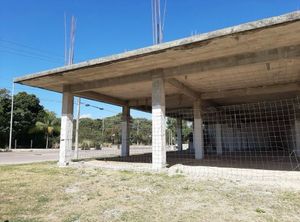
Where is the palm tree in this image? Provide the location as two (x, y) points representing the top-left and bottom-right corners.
(30, 111), (60, 149)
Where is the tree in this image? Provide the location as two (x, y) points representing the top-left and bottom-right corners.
(77, 114), (153, 146)
(77, 118), (102, 145)
(131, 118), (152, 145)
(102, 114), (122, 144)
(0, 89), (64, 148)
(0, 89), (11, 147)
(13, 92), (45, 147)
(166, 117), (193, 144)
(29, 111), (60, 148)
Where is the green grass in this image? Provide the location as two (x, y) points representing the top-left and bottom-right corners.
(0, 162), (300, 222)
(255, 208), (266, 214)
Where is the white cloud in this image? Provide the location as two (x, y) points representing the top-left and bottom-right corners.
(79, 113), (93, 119)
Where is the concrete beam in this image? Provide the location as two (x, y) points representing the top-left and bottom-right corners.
(128, 82), (300, 110)
(129, 94), (186, 107)
(58, 90), (74, 166)
(69, 44), (300, 93)
(70, 81), (300, 111)
(129, 94), (215, 109)
(201, 82), (300, 100)
(129, 82), (300, 108)
(74, 91), (128, 107)
(70, 69), (162, 93)
(166, 45), (300, 78)
(167, 78), (200, 99)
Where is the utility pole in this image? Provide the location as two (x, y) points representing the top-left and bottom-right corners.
(8, 82), (15, 151)
(102, 118), (105, 141)
(137, 120), (140, 145)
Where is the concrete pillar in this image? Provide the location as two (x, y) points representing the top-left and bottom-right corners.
(189, 121), (194, 152)
(176, 118), (182, 151)
(58, 90), (74, 166)
(295, 118), (300, 157)
(121, 106), (130, 157)
(193, 99), (204, 160)
(152, 77), (166, 169)
(215, 123), (222, 155)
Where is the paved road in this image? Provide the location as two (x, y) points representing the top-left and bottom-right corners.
(0, 146), (159, 165)
(0, 149), (59, 165)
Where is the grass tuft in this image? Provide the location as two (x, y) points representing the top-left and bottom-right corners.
(255, 208), (266, 214)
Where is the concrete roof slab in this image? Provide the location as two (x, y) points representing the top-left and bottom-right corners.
(13, 11), (300, 110)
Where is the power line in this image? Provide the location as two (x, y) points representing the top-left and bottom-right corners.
(0, 38), (64, 59)
(1, 83), (121, 115)
(1, 84), (120, 113)
(0, 90), (120, 114)
(0, 37), (65, 64)
(1, 84), (55, 94)
(0, 49), (62, 64)
(0, 75), (14, 81)
(0, 45), (63, 62)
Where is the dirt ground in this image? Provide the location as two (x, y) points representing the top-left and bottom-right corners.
(1, 162), (300, 222)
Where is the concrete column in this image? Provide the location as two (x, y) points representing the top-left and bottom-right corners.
(58, 90), (74, 166)
(152, 77), (166, 169)
(295, 118), (300, 157)
(121, 106), (130, 157)
(176, 118), (182, 151)
(189, 121), (194, 152)
(215, 123), (222, 155)
(193, 99), (204, 160)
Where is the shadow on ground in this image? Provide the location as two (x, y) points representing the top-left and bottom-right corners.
(96, 150), (300, 171)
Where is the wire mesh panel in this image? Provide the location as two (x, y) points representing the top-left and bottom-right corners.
(169, 98), (300, 166)
(74, 116), (154, 162)
(73, 97), (300, 183)
(165, 97), (300, 183)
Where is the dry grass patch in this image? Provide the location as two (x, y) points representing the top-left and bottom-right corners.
(0, 162), (300, 222)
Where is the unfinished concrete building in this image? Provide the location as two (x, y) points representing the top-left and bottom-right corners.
(15, 11), (300, 170)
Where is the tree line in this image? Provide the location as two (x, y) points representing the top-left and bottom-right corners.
(0, 89), (60, 148)
(0, 88), (192, 149)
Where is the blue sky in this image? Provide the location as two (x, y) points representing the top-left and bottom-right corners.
(1, 0), (299, 119)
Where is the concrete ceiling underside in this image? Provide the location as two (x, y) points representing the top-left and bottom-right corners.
(14, 11), (300, 113)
